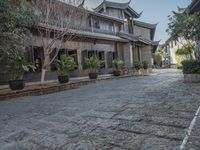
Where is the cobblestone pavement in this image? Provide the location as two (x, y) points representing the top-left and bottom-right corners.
(0, 69), (200, 150)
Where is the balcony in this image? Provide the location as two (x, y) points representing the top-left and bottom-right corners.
(37, 18), (116, 36)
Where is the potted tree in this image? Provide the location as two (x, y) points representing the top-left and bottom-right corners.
(141, 60), (149, 75)
(133, 61), (142, 75)
(112, 58), (123, 76)
(7, 49), (36, 90)
(56, 55), (77, 83)
(86, 56), (101, 79)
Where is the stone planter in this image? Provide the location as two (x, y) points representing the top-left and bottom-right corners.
(184, 74), (200, 83)
(9, 80), (25, 90)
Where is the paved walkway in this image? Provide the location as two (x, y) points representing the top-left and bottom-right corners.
(0, 69), (200, 150)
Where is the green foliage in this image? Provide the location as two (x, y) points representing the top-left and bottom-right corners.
(86, 57), (101, 73)
(133, 61), (142, 71)
(176, 48), (192, 56)
(112, 58), (123, 71)
(167, 12), (200, 42)
(0, 0), (35, 37)
(175, 44), (194, 58)
(157, 48), (163, 55)
(142, 60), (149, 69)
(153, 53), (162, 67)
(0, 0), (35, 56)
(182, 60), (200, 74)
(6, 49), (36, 80)
(56, 55), (77, 76)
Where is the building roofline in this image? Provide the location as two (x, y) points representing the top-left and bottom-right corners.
(133, 20), (157, 29)
(93, 0), (141, 18)
(188, 0), (200, 13)
(87, 11), (125, 23)
(57, 0), (125, 23)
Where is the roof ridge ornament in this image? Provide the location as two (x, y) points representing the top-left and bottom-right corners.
(78, 0), (85, 7)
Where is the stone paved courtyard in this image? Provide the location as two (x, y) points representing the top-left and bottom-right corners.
(0, 69), (200, 150)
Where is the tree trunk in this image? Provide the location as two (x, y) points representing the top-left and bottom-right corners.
(41, 68), (46, 83)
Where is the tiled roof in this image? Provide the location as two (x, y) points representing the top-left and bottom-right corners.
(58, 0), (125, 23)
(118, 32), (140, 42)
(118, 31), (160, 45)
(94, 0), (131, 11)
(88, 11), (125, 23)
(133, 20), (157, 29)
(93, 0), (141, 18)
(188, 0), (200, 13)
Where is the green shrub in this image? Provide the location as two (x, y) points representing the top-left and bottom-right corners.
(153, 53), (162, 67)
(6, 48), (36, 80)
(86, 57), (101, 73)
(176, 47), (192, 56)
(142, 60), (149, 69)
(181, 60), (200, 74)
(133, 61), (142, 71)
(56, 55), (77, 76)
(112, 58), (123, 71)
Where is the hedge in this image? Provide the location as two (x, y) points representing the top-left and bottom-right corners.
(181, 60), (200, 74)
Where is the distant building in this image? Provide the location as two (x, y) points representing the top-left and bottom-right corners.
(0, 0), (159, 84)
(162, 37), (188, 68)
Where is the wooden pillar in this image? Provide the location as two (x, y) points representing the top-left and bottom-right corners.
(91, 17), (94, 32)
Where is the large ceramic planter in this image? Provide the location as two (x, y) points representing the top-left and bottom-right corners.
(184, 74), (200, 83)
(58, 75), (69, 83)
(113, 70), (121, 76)
(88, 73), (98, 79)
(9, 80), (25, 90)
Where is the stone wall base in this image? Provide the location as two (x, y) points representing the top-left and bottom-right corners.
(184, 74), (200, 83)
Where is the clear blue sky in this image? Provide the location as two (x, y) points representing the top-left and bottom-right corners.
(85, 0), (191, 44)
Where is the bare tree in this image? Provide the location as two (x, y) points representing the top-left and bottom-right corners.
(31, 0), (87, 83)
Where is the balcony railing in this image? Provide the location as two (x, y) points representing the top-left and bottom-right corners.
(37, 18), (116, 36)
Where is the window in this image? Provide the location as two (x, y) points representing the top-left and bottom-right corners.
(94, 20), (100, 29)
(88, 50), (97, 58)
(68, 49), (78, 70)
(81, 50), (106, 70)
(108, 51), (114, 68)
(98, 51), (105, 68)
(33, 47), (43, 72)
(81, 50), (88, 70)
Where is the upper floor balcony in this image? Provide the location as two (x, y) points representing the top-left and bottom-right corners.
(37, 17), (117, 36)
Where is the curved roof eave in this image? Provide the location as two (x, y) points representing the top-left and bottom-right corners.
(93, 0), (131, 11)
(93, 0), (140, 18)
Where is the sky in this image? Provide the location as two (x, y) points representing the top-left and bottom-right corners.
(84, 0), (191, 44)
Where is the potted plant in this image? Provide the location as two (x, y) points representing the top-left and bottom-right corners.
(142, 60), (149, 69)
(56, 55), (77, 83)
(133, 61), (142, 71)
(141, 60), (149, 75)
(7, 49), (36, 90)
(86, 56), (101, 79)
(112, 58), (123, 76)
